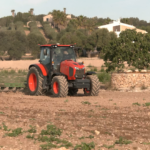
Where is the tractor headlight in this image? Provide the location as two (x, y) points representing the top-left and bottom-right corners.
(75, 67), (79, 70)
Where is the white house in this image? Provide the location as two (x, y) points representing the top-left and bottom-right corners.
(98, 19), (147, 37)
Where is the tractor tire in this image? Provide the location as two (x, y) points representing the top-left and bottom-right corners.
(27, 67), (44, 96)
(51, 76), (68, 97)
(84, 75), (100, 96)
(68, 88), (78, 96)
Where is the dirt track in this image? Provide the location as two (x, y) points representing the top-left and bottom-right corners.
(0, 58), (104, 70)
(0, 90), (150, 150)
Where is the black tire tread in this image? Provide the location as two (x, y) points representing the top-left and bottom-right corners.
(52, 76), (68, 97)
(86, 75), (100, 96)
(27, 67), (44, 96)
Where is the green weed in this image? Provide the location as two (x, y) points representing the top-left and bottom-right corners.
(115, 137), (132, 145)
(2, 123), (10, 131)
(132, 102), (141, 106)
(28, 125), (36, 133)
(144, 102), (150, 106)
(64, 99), (68, 103)
(103, 144), (115, 149)
(0, 112), (4, 115)
(40, 124), (62, 136)
(26, 134), (34, 139)
(81, 101), (91, 105)
(6, 128), (22, 137)
(74, 142), (95, 150)
(97, 72), (111, 84)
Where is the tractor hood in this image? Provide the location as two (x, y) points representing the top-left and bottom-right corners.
(61, 60), (85, 69)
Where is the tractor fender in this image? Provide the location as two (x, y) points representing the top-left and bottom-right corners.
(85, 71), (96, 75)
(29, 64), (48, 77)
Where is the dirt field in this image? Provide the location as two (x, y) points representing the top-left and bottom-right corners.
(0, 58), (104, 70)
(0, 90), (150, 150)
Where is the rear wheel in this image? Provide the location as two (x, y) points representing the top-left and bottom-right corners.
(84, 75), (100, 96)
(68, 88), (78, 96)
(51, 76), (68, 97)
(27, 67), (44, 95)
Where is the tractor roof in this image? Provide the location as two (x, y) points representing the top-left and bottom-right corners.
(40, 44), (73, 47)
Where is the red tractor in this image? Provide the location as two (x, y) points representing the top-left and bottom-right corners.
(27, 44), (100, 97)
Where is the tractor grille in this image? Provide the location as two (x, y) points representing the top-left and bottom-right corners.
(75, 69), (84, 79)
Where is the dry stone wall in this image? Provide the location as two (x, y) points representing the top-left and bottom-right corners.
(111, 71), (150, 91)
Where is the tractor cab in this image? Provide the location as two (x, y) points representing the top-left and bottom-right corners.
(27, 44), (100, 97)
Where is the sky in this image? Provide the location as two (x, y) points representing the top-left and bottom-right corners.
(0, 0), (150, 22)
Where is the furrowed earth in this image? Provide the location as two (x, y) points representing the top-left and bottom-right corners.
(0, 90), (150, 150)
(0, 59), (150, 150)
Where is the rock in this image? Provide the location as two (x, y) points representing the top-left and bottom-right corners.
(126, 70), (132, 72)
(95, 130), (100, 135)
(141, 70), (147, 72)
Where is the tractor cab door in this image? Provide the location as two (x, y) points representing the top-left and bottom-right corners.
(40, 47), (51, 71)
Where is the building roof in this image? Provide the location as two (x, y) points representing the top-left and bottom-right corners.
(98, 19), (135, 29)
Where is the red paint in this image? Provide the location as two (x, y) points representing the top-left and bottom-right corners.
(36, 64), (48, 76)
(53, 82), (59, 94)
(60, 60), (85, 80)
(84, 88), (90, 93)
(40, 44), (73, 47)
(28, 73), (37, 92)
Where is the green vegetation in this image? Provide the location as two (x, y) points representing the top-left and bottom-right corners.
(103, 29), (150, 72)
(0, 69), (27, 88)
(143, 102), (150, 106)
(97, 71), (111, 84)
(115, 137), (132, 145)
(132, 102), (141, 106)
(74, 142), (95, 150)
(6, 128), (23, 137)
(81, 101), (91, 105)
(43, 23), (57, 42)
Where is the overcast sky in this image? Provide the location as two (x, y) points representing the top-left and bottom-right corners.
(0, 0), (150, 22)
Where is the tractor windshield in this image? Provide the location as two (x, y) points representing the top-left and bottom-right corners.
(52, 47), (76, 66)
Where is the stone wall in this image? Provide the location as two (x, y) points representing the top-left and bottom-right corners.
(111, 71), (150, 90)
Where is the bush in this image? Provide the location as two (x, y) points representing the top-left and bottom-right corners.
(27, 33), (46, 58)
(15, 21), (25, 35)
(29, 21), (43, 37)
(97, 71), (111, 84)
(103, 29), (150, 71)
(43, 23), (57, 41)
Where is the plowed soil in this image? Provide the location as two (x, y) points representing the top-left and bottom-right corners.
(0, 90), (150, 150)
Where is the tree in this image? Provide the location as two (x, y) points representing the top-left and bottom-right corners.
(52, 10), (67, 31)
(103, 29), (150, 72)
(87, 28), (117, 51)
(27, 33), (46, 58)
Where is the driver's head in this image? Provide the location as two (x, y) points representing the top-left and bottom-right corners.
(64, 51), (68, 55)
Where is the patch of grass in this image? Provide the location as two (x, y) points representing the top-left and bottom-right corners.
(26, 134), (34, 139)
(103, 144), (115, 149)
(86, 135), (94, 139)
(64, 99), (68, 103)
(79, 136), (85, 140)
(115, 137), (132, 145)
(74, 142), (95, 150)
(109, 99), (113, 101)
(87, 64), (93, 68)
(142, 142), (150, 145)
(97, 71), (111, 84)
(2, 123), (10, 131)
(81, 101), (91, 105)
(40, 142), (57, 150)
(143, 102), (150, 106)
(95, 105), (101, 107)
(29, 118), (36, 121)
(40, 124), (62, 136)
(28, 125), (36, 133)
(0, 112), (4, 115)
(6, 128), (23, 137)
(132, 102), (141, 106)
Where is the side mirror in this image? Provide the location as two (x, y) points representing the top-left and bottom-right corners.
(43, 49), (47, 55)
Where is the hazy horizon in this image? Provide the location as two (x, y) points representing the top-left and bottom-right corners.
(0, 0), (150, 22)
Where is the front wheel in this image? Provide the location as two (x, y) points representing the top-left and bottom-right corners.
(84, 75), (100, 96)
(51, 76), (68, 97)
(27, 67), (44, 95)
